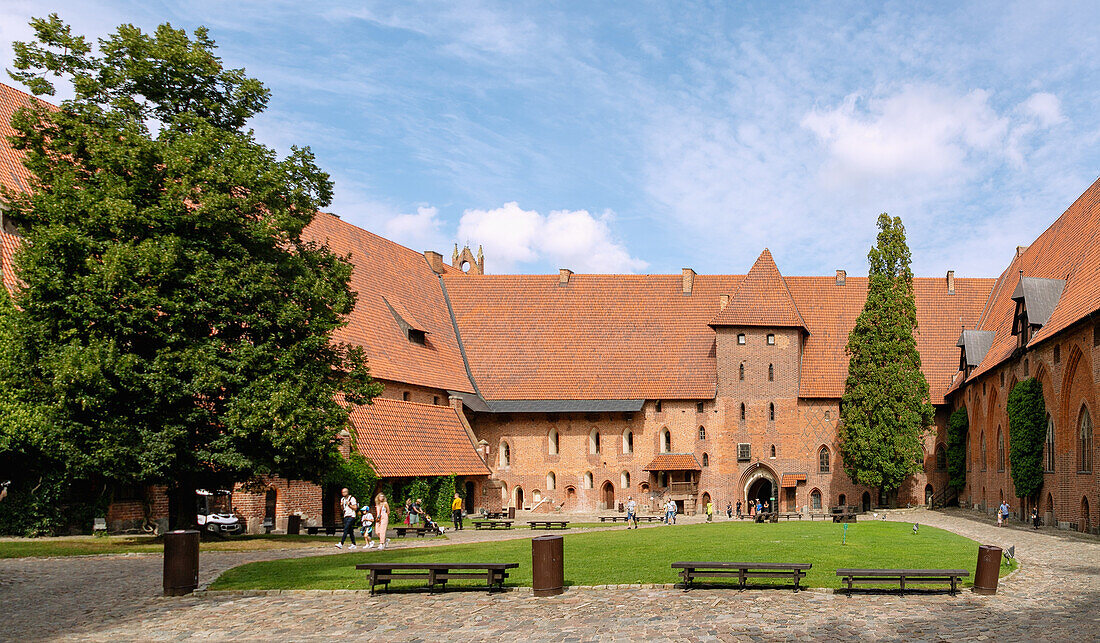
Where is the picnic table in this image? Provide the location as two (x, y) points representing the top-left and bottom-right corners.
(527, 520), (570, 530)
(672, 562), (812, 592)
(355, 562), (519, 594)
(471, 520), (514, 530)
(835, 568), (969, 596)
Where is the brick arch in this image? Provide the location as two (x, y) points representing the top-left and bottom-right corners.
(1059, 343), (1093, 448)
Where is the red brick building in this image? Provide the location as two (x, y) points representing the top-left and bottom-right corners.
(1, 81), (1097, 533)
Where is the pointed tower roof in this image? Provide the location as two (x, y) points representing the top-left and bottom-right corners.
(709, 248), (807, 330)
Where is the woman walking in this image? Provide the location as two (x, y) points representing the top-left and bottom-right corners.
(376, 492), (391, 551)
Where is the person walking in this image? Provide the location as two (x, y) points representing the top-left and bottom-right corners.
(411, 498), (423, 526)
(451, 492), (464, 531)
(668, 499), (677, 524)
(626, 496), (638, 529)
(404, 498), (412, 525)
(335, 487), (358, 549)
(726, 501), (733, 519)
(376, 493), (391, 550)
(999, 501), (1010, 527)
(736, 500), (742, 518)
(705, 500), (714, 522)
(360, 505), (375, 549)
(1031, 507), (1040, 529)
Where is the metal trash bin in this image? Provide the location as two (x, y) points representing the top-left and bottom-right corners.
(163, 530), (200, 596)
(286, 514), (301, 535)
(973, 544), (1002, 595)
(532, 534), (564, 597)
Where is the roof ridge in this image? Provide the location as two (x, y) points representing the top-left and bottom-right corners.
(371, 396), (457, 411)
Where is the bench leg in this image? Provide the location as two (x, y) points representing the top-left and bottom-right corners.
(793, 571), (800, 592)
(899, 575), (905, 595)
(847, 576), (853, 597)
(950, 576), (957, 596)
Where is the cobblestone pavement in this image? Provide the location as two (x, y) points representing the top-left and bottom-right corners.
(4, 509), (1097, 641)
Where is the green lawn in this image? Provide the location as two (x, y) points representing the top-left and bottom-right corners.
(0, 534), (335, 558)
(210, 520), (1015, 590)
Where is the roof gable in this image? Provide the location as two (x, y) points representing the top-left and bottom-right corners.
(709, 249), (806, 329)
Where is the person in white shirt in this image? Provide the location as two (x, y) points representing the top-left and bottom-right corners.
(360, 507), (375, 548)
(335, 487), (358, 549)
(625, 496), (638, 529)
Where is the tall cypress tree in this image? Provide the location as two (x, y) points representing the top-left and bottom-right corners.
(839, 214), (933, 504)
(2, 15), (382, 528)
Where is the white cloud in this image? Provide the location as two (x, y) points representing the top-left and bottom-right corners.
(801, 86), (1009, 186)
(456, 202), (647, 273)
(381, 206), (445, 250)
(1019, 92), (1064, 127)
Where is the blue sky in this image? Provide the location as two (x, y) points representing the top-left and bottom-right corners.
(3, 2), (1099, 277)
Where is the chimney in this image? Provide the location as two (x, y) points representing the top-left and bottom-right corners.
(682, 268), (696, 295)
(424, 251), (444, 274)
(835, 269), (846, 286)
(559, 268), (573, 285)
(1016, 245), (1029, 258)
(946, 270), (955, 294)
(720, 294), (730, 310)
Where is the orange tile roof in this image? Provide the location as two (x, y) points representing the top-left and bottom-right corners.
(0, 81), (45, 197)
(445, 271), (992, 404)
(301, 213), (475, 394)
(953, 176), (1100, 387)
(348, 397), (489, 478)
(643, 453), (702, 471)
(710, 249), (806, 329)
(780, 473), (807, 487)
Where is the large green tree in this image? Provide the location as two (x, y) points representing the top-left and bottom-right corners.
(839, 214), (933, 503)
(2, 15), (381, 528)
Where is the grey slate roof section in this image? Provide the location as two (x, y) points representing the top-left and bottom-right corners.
(956, 330), (995, 367)
(486, 399), (645, 413)
(447, 391), (492, 413)
(1010, 276), (1067, 326)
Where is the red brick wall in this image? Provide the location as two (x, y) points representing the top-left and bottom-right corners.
(952, 320), (1099, 534)
(232, 477), (323, 533)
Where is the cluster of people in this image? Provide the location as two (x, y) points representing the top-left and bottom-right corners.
(335, 489), (465, 550)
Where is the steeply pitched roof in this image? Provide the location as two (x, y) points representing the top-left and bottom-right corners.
(643, 453), (702, 471)
(709, 249), (806, 329)
(302, 214), (475, 394)
(954, 176), (1100, 386)
(957, 330), (995, 368)
(1011, 276), (1066, 326)
(348, 397), (489, 478)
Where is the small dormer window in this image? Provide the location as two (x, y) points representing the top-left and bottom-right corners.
(766, 333), (775, 345)
(408, 328), (426, 344)
(737, 333), (746, 344)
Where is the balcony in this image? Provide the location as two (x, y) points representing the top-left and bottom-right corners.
(668, 481), (698, 497)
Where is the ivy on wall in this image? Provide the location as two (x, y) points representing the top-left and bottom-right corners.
(947, 407), (969, 492)
(1006, 377), (1047, 500)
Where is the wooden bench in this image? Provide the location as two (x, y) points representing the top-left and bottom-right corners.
(391, 526), (435, 538)
(600, 515), (661, 523)
(356, 563), (519, 594)
(777, 513), (803, 520)
(672, 562), (812, 592)
(836, 568), (969, 596)
(471, 520), (513, 530)
(528, 520), (570, 530)
(808, 513), (828, 521)
(306, 525), (340, 536)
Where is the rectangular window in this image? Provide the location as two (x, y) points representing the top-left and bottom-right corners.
(408, 328), (426, 344)
(737, 333), (746, 345)
(737, 443), (751, 461)
(696, 401), (705, 413)
(766, 333), (775, 345)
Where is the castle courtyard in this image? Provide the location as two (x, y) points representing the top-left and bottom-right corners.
(2, 509), (1096, 641)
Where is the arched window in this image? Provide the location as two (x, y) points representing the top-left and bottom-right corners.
(935, 444), (947, 471)
(769, 403), (775, 421)
(810, 489), (822, 510)
(622, 429), (633, 454)
(768, 364), (774, 381)
(661, 428), (671, 453)
(740, 403), (746, 420)
(819, 446), (830, 473)
(739, 363), (745, 380)
(1045, 415), (1055, 472)
(546, 471), (556, 490)
(1080, 406), (1094, 473)
(698, 426), (706, 440)
(997, 427), (1005, 471)
(583, 472), (593, 489)
(770, 444), (776, 458)
(402, 391), (410, 401)
(620, 471), (630, 489)
(589, 427), (600, 454)
(702, 453), (709, 467)
(499, 441), (511, 467)
(980, 431), (986, 471)
(548, 428), (559, 455)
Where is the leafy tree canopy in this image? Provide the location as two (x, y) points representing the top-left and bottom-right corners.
(839, 214), (933, 495)
(2, 15), (381, 527)
(1006, 377), (1046, 499)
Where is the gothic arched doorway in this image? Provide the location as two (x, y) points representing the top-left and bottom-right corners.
(514, 486), (524, 510)
(740, 463), (778, 512)
(924, 484), (934, 506)
(747, 478), (774, 512)
(601, 481), (615, 510)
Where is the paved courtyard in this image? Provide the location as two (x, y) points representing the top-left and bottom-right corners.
(2, 509), (1097, 641)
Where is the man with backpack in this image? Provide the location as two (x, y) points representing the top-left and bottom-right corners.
(335, 487), (358, 549)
